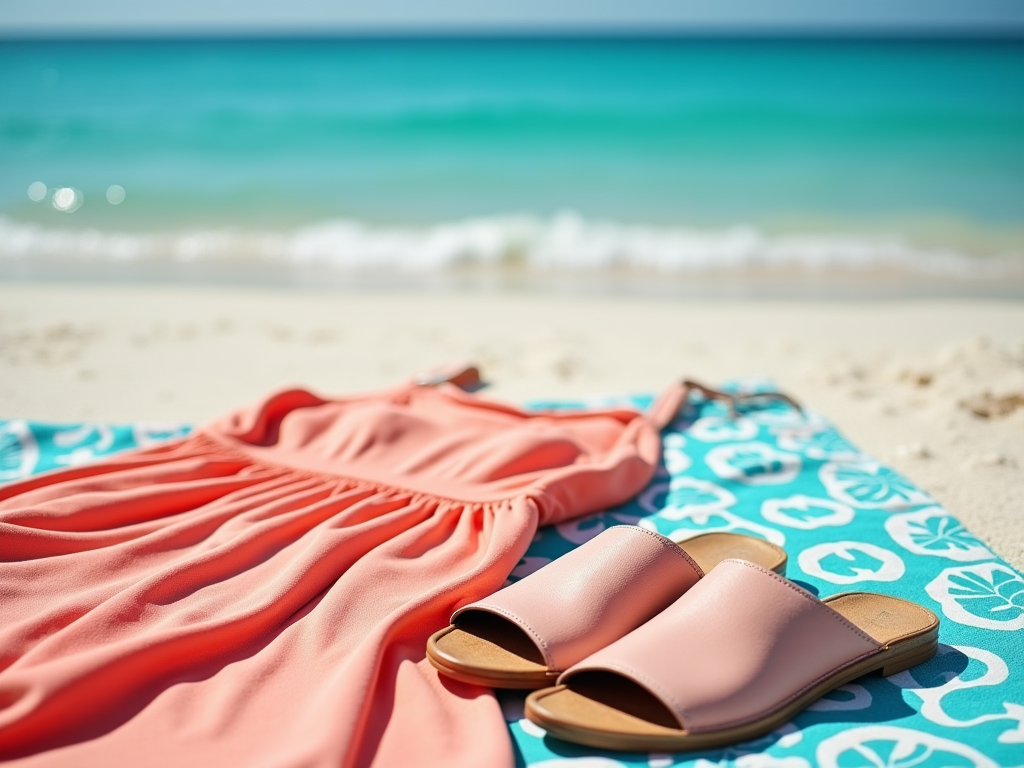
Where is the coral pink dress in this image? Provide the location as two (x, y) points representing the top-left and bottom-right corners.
(0, 378), (684, 767)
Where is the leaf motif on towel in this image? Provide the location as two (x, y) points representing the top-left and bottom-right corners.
(926, 563), (1024, 631)
(885, 508), (994, 562)
(820, 460), (932, 509)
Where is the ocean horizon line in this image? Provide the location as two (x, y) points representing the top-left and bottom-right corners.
(4, 30), (1024, 43)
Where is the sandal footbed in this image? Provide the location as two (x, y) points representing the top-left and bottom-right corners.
(524, 592), (939, 751)
(427, 615), (557, 689)
(426, 532), (787, 689)
(676, 532), (787, 577)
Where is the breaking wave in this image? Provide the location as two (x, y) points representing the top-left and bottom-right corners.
(1, 213), (1021, 279)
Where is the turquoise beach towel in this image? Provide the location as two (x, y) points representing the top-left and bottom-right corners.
(1, 384), (1021, 768)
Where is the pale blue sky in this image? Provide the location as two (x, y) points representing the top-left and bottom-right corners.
(2, 0), (1024, 36)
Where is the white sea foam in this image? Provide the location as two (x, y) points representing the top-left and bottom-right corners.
(1, 213), (1021, 279)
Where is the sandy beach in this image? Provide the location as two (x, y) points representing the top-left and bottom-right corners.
(1, 283), (1021, 568)
(5, 27), (1024, 768)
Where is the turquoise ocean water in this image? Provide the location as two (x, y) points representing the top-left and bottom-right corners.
(2, 38), (1023, 285)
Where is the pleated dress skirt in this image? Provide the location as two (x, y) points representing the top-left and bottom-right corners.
(0, 381), (679, 767)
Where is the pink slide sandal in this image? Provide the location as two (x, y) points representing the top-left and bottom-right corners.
(525, 558), (939, 751)
(427, 526), (787, 689)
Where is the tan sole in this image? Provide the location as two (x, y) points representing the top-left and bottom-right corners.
(427, 532), (788, 689)
(427, 623), (559, 689)
(524, 592), (939, 751)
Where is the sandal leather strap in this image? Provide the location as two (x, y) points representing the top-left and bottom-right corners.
(560, 559), (881, 732)
(453, 526), (702, 671)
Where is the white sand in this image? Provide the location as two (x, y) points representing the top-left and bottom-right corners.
(1, 284), (1022, 568)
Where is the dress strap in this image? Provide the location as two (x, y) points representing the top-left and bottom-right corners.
(411, 362), (483, 390)
(647, 379), (804, 430)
